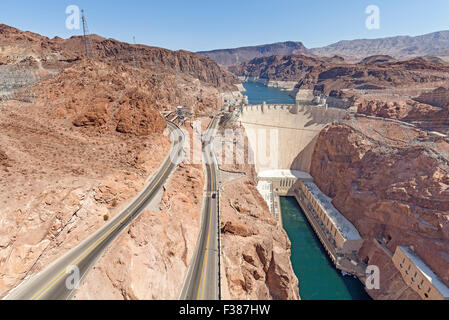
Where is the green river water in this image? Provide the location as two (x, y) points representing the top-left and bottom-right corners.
(280, 197), (370, 300)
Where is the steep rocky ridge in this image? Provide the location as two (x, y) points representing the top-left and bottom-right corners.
(310, 118), (449, 299)
(198, 41), (310, 67)
(0, 24), (239, 92)
(199, 31), (449, 66)
(231, 54), (449, 95)
(311, 31), (449, 61)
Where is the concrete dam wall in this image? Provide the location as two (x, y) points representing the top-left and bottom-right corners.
(239, 104), (348, 172)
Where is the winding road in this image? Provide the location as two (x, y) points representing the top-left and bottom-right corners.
(180, 116), (221, 300)
(5, 121), (185, 300)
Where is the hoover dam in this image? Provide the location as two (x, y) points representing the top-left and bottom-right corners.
(240, 81), (369, 299)
(239, 103), (347, 172)
(240, 80), (449, 300)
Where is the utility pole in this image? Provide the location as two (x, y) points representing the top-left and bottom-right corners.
(81, 9), (93, 59)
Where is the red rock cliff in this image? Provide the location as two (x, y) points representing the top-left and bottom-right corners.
(310, 118), (449, 299)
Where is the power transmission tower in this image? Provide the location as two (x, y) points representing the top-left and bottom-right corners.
(133, 36), (141, 68)
(81, 9), (94, 59)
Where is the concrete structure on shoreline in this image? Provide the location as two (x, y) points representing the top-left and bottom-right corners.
(255, 168), (365, 277)
(294, 181), (365, 277)
(392, 246), (449, 300)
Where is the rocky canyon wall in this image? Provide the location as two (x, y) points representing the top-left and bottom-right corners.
(310, 117), (449, 299)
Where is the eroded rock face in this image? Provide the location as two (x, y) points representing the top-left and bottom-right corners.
(220, 179), (299, 300)
(415, 87), (449, 108)
(217, 121), (299, 300)
(355, 95), (449, 134)
(310, 118), (449, 299)
(0, 24), (239, 91)
(115, 88), (167, 136)
(231, 54), (449, 96)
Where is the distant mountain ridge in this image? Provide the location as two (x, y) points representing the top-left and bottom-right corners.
(199, 30), (449, 66)
(197, 41), (310, 67)
(310, 30), (449, 60)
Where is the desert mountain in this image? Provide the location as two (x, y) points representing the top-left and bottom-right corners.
(199, 30), (449, 66)
(230, 53), (449, 94)
(311, 31), (449, 61)
(197, 41), (310, 67)
(0, 24), (239, 92)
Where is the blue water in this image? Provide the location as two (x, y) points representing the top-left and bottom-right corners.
(242, 81), (296, 105)
(280, 197), (371, 300)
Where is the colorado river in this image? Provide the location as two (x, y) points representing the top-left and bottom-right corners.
(280, 197), (370, 300)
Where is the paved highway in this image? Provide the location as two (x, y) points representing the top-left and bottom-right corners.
(4, 122), (185, 300)
(180, 116), (220, 300)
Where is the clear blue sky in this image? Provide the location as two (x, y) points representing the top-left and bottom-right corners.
(1, 0), (448, 51)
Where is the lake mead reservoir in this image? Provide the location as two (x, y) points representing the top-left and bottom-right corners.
(242, 81), (296, 105)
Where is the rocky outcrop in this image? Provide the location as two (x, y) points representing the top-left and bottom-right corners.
(115, 89), (166, 135)
(230, 55), (324, 89)
(31, 60), (167, 136)
(414, 87), (449, 108)
(220, 178), (300, 300)
(355, 95), (449, 134)
(310, 118), (449, 299)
